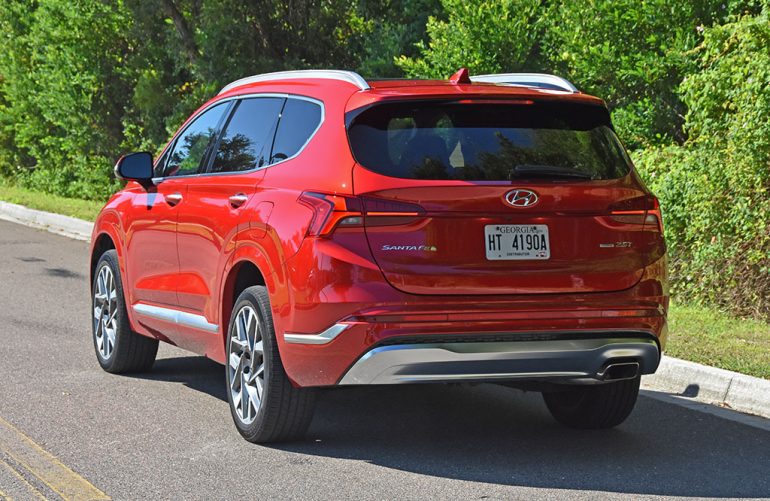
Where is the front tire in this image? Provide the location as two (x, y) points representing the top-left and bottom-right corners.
(226, 286), (315, 443)
(542, 377), (640, 429)
(92, 250), (158, 373)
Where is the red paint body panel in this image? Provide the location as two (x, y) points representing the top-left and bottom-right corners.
(91, 74), (669, 388)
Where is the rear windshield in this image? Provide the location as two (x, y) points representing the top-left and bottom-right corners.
(347, 100), (631, 181)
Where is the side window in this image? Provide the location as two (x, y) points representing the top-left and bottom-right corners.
(270, 98), (322, 163)
(153, 148), (170, 178)
(211, 97), (284, 173)
(165, 102), (229, 177)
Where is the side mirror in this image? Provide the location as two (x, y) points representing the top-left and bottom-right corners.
(114, 152), (154, 184)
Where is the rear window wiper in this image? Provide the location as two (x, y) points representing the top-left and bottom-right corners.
(510, 164), (594, 180)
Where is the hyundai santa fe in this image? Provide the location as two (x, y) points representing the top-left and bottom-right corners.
(90, 68), (668, 443)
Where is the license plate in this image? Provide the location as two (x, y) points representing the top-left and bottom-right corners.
(485, 224), (550, 260)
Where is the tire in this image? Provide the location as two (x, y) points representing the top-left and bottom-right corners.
(226, 286), (316, 443)
(91, 250), (158, 373)
(542, 377), (640, 429)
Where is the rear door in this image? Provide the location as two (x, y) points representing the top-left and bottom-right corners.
(175, 96), (284, 349)
(348, 99), (661, 295)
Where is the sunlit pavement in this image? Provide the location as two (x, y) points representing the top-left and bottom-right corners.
(1, 219), (769, 500)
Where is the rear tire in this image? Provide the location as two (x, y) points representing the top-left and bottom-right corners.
(226, 286), (315, 443)
(542, 377), (640, 429)
(92, 250), (158, 373)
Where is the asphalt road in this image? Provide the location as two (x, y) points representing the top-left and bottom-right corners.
(1, 218), (769, 500)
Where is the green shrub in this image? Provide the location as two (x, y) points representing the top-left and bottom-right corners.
(634, 7), (770, 319)
(396, 0), (545, 78)
(0, 0), (128, 200)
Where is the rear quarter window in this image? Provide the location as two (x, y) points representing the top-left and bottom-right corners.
(347, 100), (631, 181)
(270, 98), (323, 163)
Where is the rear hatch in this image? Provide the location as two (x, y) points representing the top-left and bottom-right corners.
(347, 99), (663, 295)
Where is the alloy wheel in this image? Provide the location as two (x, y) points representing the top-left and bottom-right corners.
(93, 265), (117, 360)
(229, 305), (265, 425)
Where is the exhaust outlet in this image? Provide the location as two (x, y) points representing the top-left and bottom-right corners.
(598, 361), (640, 381)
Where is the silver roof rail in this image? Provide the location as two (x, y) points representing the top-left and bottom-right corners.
(470, 73), (578, 93)
(219, 69), (370, 94)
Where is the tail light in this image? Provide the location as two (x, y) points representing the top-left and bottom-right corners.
(298, 192), (363, 237)
(608, 195), (663, 232)
(298, 192), (426, 237)
(361, 197), (425, 227)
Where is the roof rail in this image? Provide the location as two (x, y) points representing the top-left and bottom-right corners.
(470, 73), (578, 93)
(218, 70), (370, 94)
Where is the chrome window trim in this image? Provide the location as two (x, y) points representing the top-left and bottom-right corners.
(151, 92), (324, 184)
(471, 73), (578, 93)
(133, 303), (218, 333)
(219, 70), (369, 94)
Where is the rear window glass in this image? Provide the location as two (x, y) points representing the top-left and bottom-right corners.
(347, 101), (631, 181)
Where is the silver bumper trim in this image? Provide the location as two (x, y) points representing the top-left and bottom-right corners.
(338, 337), (659, 385)
(283, 323), (351, 345)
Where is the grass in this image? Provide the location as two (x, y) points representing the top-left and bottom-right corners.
(667, 303), (770, 379)
(1, 181), (768, 378)
(0, 181), (103, 221)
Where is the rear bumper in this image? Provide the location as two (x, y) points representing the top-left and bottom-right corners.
(337, 335), (659, 385)
(280, 244), (668, 387)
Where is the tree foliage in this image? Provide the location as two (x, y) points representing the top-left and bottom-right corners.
(0, 0), (131, 198)
(2, 0), (770, 317)
(396, 0), (545, 78)
(635, 6), (770, 318)
(0, 0), (430, 198)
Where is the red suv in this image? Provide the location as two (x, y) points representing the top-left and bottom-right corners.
(90, 68), (668, 443)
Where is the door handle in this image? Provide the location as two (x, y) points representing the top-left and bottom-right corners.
(166, 193), (183, 206)
(229, 193), (248, 208)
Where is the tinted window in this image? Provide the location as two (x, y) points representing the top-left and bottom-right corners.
(211, 97), (284, 173)
(347, 101), (631, 181)
(270, 98), (322, 163)
(165, 102), (229, 177)
(153, 148), (170, 178)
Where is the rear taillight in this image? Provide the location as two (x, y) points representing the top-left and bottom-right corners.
(608, 195), (663, 232)
(298, 192), (363, 237)
(362, 197), (426, 227)
(298, 192), (427, 236)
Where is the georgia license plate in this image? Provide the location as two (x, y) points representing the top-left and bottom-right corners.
(484, 224), (550, 260)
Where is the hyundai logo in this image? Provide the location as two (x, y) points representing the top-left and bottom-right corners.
(504, 189), (539, 208)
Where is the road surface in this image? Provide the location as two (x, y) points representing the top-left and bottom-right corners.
(1, 219), (769, 500)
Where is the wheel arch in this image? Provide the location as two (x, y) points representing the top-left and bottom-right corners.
(90, 207), (127, 280)
(90, 233), (116, 283)
(219, 244), (286, 349)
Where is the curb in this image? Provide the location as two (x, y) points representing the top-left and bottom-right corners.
(0, 200), (768, 420)
(642, 355), (770, 419)
(0, 200), (93, 241)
